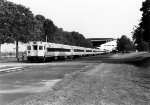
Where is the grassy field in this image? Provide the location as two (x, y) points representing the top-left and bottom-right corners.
(8, 52), (150, 105)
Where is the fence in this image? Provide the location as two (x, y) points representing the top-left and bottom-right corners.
(0, 51), (27, 62)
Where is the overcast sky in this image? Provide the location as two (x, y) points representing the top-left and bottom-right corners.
(9, 0), (145, 39)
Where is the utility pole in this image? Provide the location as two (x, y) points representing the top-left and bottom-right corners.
(0, 43), (1, 58)
(46, 36), (47, 42)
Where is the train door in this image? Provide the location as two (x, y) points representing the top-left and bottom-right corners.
(38, 45), (45, 57)
(32, 45), (38, 56)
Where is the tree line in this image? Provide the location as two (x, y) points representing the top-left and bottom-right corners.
(0, 0), (93, 60)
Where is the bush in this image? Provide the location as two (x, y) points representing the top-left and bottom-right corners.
(136, 41), (149, 51)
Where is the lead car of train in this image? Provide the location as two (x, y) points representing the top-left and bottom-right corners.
(26, 41), (102, 62)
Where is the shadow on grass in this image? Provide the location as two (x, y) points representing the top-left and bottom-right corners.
(101, 57), (150, 67)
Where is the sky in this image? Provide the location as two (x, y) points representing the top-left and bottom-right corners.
(8, 0), (145, 39)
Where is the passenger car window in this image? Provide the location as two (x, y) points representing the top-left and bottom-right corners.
(27, 46), (31, 50)
(33, 45), (37, 50)
(39, 46), (43, 50)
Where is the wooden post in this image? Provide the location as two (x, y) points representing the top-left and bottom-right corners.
(16, 41), (19, 61)
(0, 43), (1, 58)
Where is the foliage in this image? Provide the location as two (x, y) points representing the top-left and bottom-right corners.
(0, 0), (35, 60)
(0, 0), (14, 44)
(117, 35), (135, 52)
(132, 26), (149, 51)
(43, 19), (57, 42)
(139, 0), (150, 43)
(33, 15), (93, 48)
(32, 15), (45, 41)
(132, 0), (150, 51)
(52, 29), (93, 48)
(0, 1), (35, 43)
(136, 41), (149, 51)
(34, 14), (58, 42)
(132, 26), (143, 45)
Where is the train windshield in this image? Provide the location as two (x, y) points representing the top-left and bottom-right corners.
(27, 46), (31, 50)
(33, 45), (37, 50)
(39, 46), (43, 50)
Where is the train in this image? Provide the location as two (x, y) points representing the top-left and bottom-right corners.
(26, 41), (102, 62)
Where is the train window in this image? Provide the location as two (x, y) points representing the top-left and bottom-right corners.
(47, 48), (70, 52)
(27, 46), (31, 50)
(39, 46), (43, 50)
(74, 49), (84, 52)
(86, 50), (92, 52)
(33, 45), (37, 50)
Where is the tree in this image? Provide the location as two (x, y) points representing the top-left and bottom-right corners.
(136, 41), (149, 51)
(51, 29), (93, 48)
(32, 15), (45, 41)
(35, 15), (45, 23)
(0, 0), (35, 61)
(0, 0), (14, 58)
(117, 35), (135, 52)
(34, 15), (57, 42)
(43, 19), (57, 42)
(132, 26), (149, 51)
(133, 0), (150, 51)
(140, 0), (150, 44)
(132, 26), (142, 45)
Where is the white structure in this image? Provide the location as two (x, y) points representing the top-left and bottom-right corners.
(0, 42), (26, 53)
(98, 40), (117, 52)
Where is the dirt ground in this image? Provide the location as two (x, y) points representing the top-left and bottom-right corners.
(8, 52), (150, 105)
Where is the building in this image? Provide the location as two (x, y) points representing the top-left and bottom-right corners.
(97, 40), (117, 52)
(87, 38), (115, 47)
(0, 42), (26, 57)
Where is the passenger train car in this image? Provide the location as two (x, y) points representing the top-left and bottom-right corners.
(26, 41), (101, 62)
